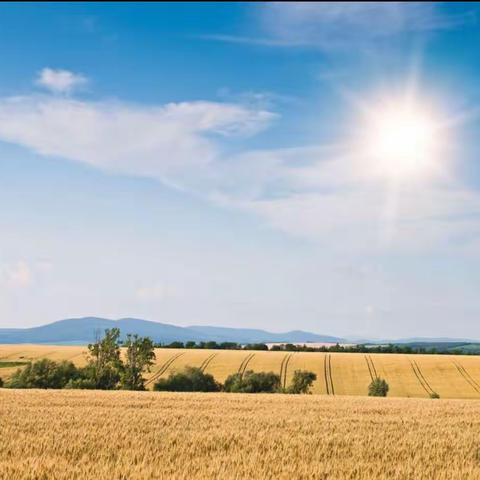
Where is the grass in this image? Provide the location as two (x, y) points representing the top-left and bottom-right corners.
(1, 345), (480, 398)
(0, 389), (479, 479)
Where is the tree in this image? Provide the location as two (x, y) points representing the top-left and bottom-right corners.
(223, 370), (281, 393)
(8, 359), (79, 389)
(120, 334), (156, 390)
(286, 370), (317, 394)
(368, 377), (389, 397)
(0, 377), (4, 388)
(243, 343), (269, 351)
(153, 366), (220, 392)
(87, 328), (123, 389)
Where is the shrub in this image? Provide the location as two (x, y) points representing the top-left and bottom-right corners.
(368, 378), (389, 397)
(224, 370), (281, 393)
(286, 370), (317, 394)
(65, 377), (97, 389)
(430, 392), (440, 399)
(8, 359), (80, 389)
(0, 377), (3, 388)
(153, 367), (221, 392)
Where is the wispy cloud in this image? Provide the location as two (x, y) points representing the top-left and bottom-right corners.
(3, 261), (33, 289)
(0, 87), (275, 185)
(205, 3), (475, 50)
(36, 68), (88, 94)
(204, 145), (480, 253)
(2, 70), (480, 255)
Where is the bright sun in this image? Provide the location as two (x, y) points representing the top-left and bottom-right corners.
(365, 102), (440, 179)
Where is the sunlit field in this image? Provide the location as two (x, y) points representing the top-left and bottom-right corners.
(2, 345), (480, 399)
(0, 389), (479, 479)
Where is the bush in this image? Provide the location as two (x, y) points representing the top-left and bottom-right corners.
(153, 367), (221, 392)
(430, 391), (440, 399)
(368, 377), (389, 397)
(65, 377), (97, 389)
(224, 370), (281, 393)
(8, 359), (80, 389)
(0, 377), (3, 388)
(286, 370), (317, 394)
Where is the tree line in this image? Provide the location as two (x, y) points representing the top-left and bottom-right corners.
(155, 340), (478, 355)
(0, 328), (317, 394)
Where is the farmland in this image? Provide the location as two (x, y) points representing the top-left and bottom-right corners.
(0, 389), (479, 479)
(1, 344), (480, 398)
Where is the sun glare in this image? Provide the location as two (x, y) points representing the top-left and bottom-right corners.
(365, 102), (440, 179)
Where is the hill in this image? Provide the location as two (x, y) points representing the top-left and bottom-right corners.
(0, 317), (344, 345)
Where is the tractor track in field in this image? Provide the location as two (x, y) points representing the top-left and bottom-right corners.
(199, 353), (218, 373)
(453, 361), (480, 394)
(409, 358), (435, 397)
(324, 353), (335, 395)
(237, 353), (255, 377)
(144, 352), (186, 387)
(364, 355), (378, 382)
(279, 353), (294, 389)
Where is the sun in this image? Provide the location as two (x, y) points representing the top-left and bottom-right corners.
(364, 101), (441, 180)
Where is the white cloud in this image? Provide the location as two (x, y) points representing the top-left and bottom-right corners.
(203, 145), (480, 254)
(4, 261), (33, 289)
(0, 95), (275, 183)
(207, 3), (474, 50)
(1, 71), (480, 255)
(36, 68), (88, 94)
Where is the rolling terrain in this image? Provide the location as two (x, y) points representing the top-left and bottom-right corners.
(0, 317), (343, 344)
(2, 345), (480, 399)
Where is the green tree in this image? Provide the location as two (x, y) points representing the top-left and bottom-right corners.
(223, 370), (281, 393)
(153, 366), (220, 392)
(8, 359), (79, 389)
(243, 343), (269, 351)
(286, 370), (317, 394)
(120, 334), (156, 390)
(87, 328), (123, 389)
(368, 377), (389, 397)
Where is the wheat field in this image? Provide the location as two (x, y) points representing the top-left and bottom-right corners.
(2, 345), (480, 398)
(0, 389), (479, 479)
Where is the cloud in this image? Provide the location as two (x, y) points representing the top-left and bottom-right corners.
(206, 3), (475, 50)
(0, 94), (275, 184)
(204, 145), (480, 253)
(36, 68), (88, 94)
(2, 71), (480, 255)
(4, 261), (33, 289)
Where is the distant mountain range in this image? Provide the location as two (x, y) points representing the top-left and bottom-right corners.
(0, 317), (477, 347)
(0, 317), (345, 345)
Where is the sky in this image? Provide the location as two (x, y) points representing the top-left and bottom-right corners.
(1, 2), (480, 338)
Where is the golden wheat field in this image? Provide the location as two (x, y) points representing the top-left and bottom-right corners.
(1, 344), (480, 399)
(0, 389), (480, 479)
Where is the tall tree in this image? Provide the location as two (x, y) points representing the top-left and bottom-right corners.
(87, 328), (123, 389)
(120, 334), (156, 390)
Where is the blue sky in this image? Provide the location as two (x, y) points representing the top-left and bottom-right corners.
(1, 2), (480, 338)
